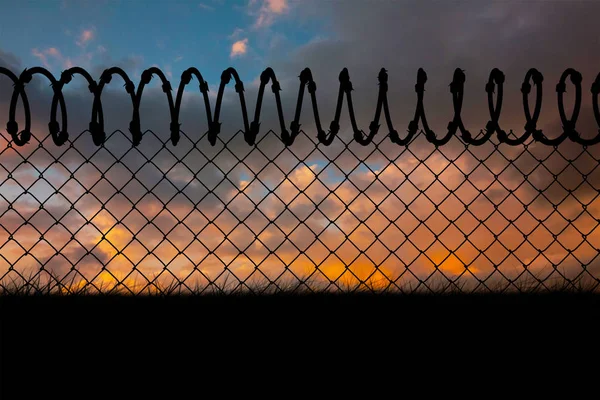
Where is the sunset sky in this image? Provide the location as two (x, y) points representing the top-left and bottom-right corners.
(1, 0), (600, 293)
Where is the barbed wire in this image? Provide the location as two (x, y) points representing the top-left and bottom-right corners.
(1, 66), (600, 149)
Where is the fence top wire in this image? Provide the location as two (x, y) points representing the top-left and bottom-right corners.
(1, 65), (599, 149)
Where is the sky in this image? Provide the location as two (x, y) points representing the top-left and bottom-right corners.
(0, 0), (325, 86)
(1, 0), (600, 293)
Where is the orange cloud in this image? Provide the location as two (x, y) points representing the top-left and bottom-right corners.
(265, 0), (287, 13)
(76, 28), (95, 47)
(31, 47), (62, 68)
(31, 49), (49, 67)
(64, 58), (74, 69)
(427, 251), (478, 276)
(316, 259), (395, 290)
(45, 47), (60, 57)
(30, 45), (96, 70)
(252, 0), (289, 29)
(230, 38), (249, 58)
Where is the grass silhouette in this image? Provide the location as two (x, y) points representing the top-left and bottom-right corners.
(1, 266), (598, 296)
(2, 268), (599, 396)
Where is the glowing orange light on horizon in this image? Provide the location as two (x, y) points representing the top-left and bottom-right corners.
(428, 251), (478, 276)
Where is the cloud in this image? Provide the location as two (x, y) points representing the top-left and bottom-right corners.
(228, 27), (245, 40)
(198, 2), (214, 11)
(31, 49), (49, 67)
(26, 44), (115, 72)
(31, 45), (95, 71)
(164, 64), (173, 78)
(31, 47), (63, 68)
(265, 0), (287, 13)
(230, 38), (249, 58)
(251, 0), (289, 29)
(45, 47), (61, 57)
(76, 28), (95, 48)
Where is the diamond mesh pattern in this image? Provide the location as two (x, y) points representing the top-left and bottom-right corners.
(1, 127), (599, 294)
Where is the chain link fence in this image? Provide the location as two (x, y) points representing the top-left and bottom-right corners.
(1, 65), (600, 294)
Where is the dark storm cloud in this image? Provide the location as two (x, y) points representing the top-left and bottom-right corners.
(274, 0), (600, 236)
(271, 0), (600, 144)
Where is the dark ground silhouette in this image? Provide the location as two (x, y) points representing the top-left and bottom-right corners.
(1, 292), (599, 396)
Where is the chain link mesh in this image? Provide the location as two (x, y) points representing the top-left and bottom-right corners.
(1, 125), (599, 295)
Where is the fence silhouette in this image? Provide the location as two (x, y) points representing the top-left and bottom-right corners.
(1, 65), (600, 294)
